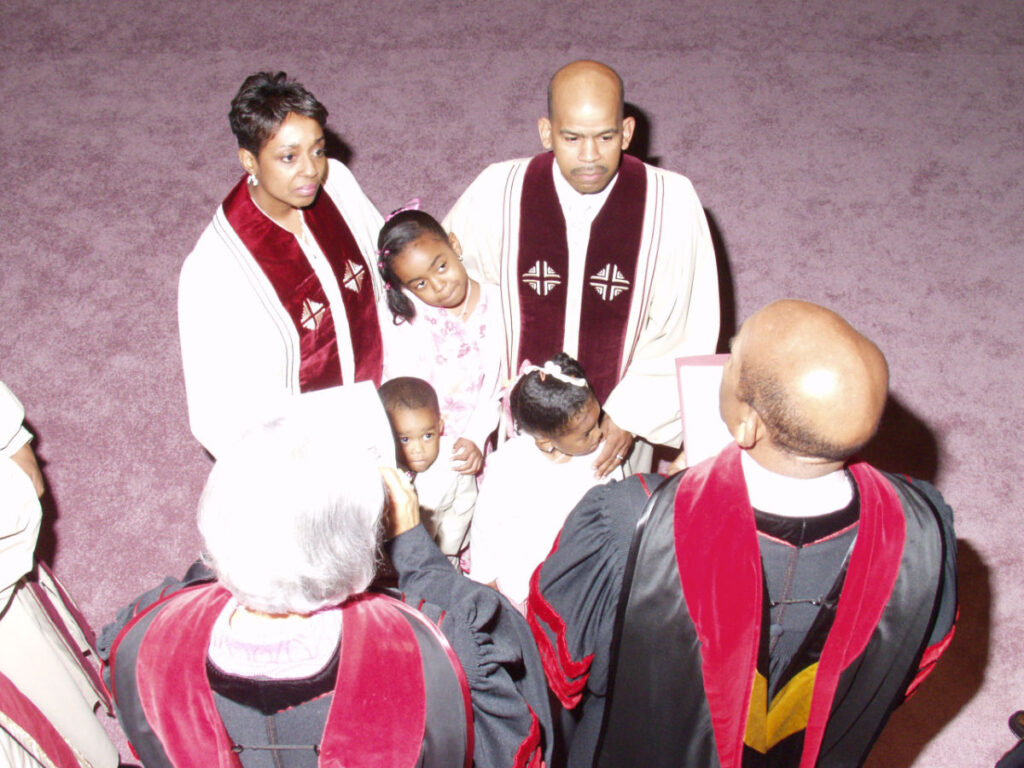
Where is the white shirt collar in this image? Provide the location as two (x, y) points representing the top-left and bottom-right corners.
(551, 160), (618, 219)
(739, 450), (853, 518)
(207, 597), (343, 679)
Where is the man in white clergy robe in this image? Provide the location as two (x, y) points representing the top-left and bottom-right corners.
(444, 60), (720, 475)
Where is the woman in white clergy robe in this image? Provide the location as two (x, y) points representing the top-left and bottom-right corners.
(178, 71), (387, 458)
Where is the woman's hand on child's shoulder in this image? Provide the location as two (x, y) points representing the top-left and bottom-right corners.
(451, 438), (483, 476)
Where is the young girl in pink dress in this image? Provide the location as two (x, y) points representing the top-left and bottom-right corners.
(378, 209), (502, 477)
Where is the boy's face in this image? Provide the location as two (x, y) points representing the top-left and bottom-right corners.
(390, 406), (443, 473)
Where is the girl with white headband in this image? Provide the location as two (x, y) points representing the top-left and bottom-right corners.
(468, 353), (624, 610)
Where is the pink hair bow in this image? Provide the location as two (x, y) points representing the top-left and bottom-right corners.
(385, 197), (422, 222)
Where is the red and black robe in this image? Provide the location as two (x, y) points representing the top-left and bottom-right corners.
(528, 444), (957, 768)
(106, 583), (472, 768)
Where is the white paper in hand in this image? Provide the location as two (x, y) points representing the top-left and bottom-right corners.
(675, 355), (735, 466)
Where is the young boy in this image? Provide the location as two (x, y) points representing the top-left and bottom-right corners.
(379, 377), (476, 567)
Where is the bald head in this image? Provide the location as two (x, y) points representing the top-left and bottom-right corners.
(729, 300), (889, 464)
(539, 60), (635, 194)
(547, 60), (625, 120)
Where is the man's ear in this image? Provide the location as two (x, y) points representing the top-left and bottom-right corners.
(620, 115), (636, 151)
(732, 403), (765, 450)
(538, 116), (553, 150)
(238, 147), (257, 175)
(448, 232), (463, 257)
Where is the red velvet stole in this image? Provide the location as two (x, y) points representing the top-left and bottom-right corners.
(0, 670), (82, 767)
(221, 177), (383, 390)
(132, 585), (437, 767)
(516, 153), (646, 404)
(672, 444), (906, 768)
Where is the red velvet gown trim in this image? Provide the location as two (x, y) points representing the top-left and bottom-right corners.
(511, 703), (545, 768)
(134, 584), (237, 767)
(671, 444), (906, 768)
(320, 593), (429, 767)
(526, 531), (594, 708)
(516, 153), (646, 404)
(803, 461), (905, 767)
(370, 596), (475, 768)
(221, 176), (383, 391)
(0, 669), (82, 767)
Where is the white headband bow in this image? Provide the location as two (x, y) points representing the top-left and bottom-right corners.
(519, 360), (587, 388)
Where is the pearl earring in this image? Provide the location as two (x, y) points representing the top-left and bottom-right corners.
(248, 174), (258, 187)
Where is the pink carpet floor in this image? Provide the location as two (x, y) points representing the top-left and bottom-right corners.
(1, 1), (1021, 764)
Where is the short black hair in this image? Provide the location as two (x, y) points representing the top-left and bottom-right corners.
(376, 210), (449, 324)
(378, 377), (440, 418)
(737, 361), (855, 462)
(229, 71), (328, 154)
(510, 353), (593, 438)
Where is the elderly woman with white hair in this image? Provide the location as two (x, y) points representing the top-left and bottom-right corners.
(104, 413), (550, 768)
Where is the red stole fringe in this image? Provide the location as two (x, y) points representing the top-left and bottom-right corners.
(222, 177), (382, 390)
(516, 153), (646, 403)
(672, 445), (906, 768)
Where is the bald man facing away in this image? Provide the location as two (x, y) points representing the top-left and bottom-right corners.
(444, 60), (719, 477)
(527, 300), (957, 768)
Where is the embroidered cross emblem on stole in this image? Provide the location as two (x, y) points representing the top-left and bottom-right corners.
(343, 260), (366, 293)
(300, 299), (326, 330)
(522, 260), (562, 296)
(589, 263), (630, 301)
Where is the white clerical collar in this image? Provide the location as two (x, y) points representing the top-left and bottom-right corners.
(551, 161), (618, 218)
(740, 449), (853, 518)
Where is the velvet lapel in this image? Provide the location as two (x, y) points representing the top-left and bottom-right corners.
(799, 461), (905, 767)
(515, 154), (646, 403)
(387, 597), (475, 768)
(673, 444), (761, 768)
(320, 593), (429, 768)
(135, 584), (238, 767)
(134, 588), (446, 768)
